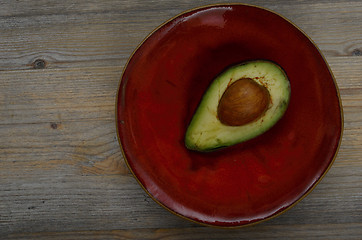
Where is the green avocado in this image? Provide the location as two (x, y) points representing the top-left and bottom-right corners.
(185, 60), (290, 152)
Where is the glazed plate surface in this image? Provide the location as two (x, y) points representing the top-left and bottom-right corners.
(117, 4), (343, 227)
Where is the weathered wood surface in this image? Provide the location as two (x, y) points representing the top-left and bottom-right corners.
(0, 0), (361, 239)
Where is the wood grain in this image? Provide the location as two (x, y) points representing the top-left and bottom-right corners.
(0, 1), (361, 71)
(0, 0), (361, 239)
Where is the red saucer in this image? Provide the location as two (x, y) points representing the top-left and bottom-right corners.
(116, 4), (343, 227)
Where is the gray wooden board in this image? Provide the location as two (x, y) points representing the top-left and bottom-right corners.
(0, 0), (361, 239)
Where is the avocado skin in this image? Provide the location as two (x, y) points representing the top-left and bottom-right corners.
(185, 60), (291, 152)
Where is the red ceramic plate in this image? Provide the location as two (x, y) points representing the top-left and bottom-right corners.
(116, 4), (343, 227)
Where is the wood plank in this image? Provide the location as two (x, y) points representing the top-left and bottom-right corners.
(6, 224), (362, 240)
(1, 0), (358, 18)
(0, 1), (361, 71)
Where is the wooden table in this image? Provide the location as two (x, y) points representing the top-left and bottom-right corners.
(1, 0), (361, 239)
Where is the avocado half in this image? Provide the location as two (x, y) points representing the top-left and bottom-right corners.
(185, 60), (291, 152)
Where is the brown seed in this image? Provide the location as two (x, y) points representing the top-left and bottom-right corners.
(217, 78), (270, 126)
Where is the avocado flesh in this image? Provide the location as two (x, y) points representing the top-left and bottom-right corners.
(185, 60), (290, 152)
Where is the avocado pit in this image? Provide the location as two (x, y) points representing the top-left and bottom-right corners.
(217, 78), (270, 126)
